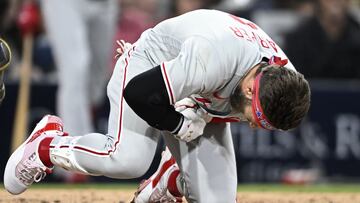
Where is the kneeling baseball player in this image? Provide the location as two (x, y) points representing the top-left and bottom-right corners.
(4, 10), (310, 203)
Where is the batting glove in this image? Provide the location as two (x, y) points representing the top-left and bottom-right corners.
(173, 98), (212, 142)
(175, 108), (206, 142)
(175, 98), (212, 123)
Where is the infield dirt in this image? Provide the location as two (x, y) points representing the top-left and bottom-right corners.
(1, 189), (360, 203)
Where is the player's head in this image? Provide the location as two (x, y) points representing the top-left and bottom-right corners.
(230, 58), (311, 131)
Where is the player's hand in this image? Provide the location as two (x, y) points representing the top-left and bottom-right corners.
(175, 108), (207, 142)
(175, 98), (212, 123)
(17, 1), (41, 36)
(174, 98), (212, 142)
(114, 40), (132, 59)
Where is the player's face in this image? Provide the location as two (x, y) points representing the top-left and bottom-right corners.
(231, 64), (262, 129)
(230, 84), (260, 129)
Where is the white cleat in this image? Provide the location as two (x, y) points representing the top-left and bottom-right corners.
(4, 115), (64, 195)
(132, 149), (183, 203)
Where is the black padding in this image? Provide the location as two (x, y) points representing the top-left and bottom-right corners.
(124, 65), (183, 132)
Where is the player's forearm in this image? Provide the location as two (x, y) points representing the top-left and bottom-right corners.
(124, 65), (183, 133)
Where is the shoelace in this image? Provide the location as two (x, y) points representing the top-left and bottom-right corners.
(17, 159), (47, 186)
(150, 188), (180, 203)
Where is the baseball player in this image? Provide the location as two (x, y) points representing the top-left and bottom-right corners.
(4, 10), (311, 203)
(0, 38), (11, 105)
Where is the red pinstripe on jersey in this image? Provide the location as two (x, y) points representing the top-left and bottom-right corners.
(161, 62), (175, 105)
(51, 47), (135, 156)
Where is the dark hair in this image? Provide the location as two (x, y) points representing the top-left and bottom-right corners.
(258, 65), (311, 130)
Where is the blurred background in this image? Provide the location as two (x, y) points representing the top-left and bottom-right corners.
(0, 0), (360, 185)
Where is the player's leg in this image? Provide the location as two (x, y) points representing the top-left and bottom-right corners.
(40, 0), (94, 135)
(46, 48), (161, 178)
(4, 45), (160, 194)
(166, 122), (237, 202)
(132, 122), (237, 203)
(40, 0), (95, 182)
(131, 147), (183, 203)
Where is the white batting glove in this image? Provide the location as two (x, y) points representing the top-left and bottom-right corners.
(174, 98), (197, 112)
(175, 108), (206, 142)
(173, 98), (212, 142)
(175, 98), (212, 123)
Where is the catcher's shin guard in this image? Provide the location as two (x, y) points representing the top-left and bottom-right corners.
(0, 82), (5, 104)
(0, 38), (11, 71)
(0, 38), (12, 104)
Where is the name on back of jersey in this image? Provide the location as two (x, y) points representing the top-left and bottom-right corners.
(228, 14), (279, 53)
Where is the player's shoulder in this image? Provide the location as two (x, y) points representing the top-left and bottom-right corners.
(183, 35), (223, 64)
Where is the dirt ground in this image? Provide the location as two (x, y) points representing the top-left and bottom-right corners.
(1, 189), (360, 203)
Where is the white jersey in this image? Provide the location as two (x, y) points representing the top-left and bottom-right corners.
(136, 9), (296, 121)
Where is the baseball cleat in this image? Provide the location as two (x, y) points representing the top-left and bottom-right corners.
(4, 115), (63, 195)
(131, 149), (183, 203)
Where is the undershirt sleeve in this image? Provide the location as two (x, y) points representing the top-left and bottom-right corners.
(123, 66), (183, 133)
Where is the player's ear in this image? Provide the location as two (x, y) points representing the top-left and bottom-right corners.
(245, 87), (252, 100)
(243, 78), (255, 100)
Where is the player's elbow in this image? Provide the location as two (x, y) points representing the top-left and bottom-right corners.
(123, 78), (137, 107)
(123, 75), (154, 119)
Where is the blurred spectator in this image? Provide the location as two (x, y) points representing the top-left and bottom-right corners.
(41, 0), (118, 182)
(1, 0), (29, 79)
(250, 0), (313, 48)
(4, 0), (118, 182)
(111, 0), (159, 68)
(114, 0), (221, 46)
(39, 0), (118, 136)
(112, 0), (222, 68)
(285, 0), (360, 79)
(1, 0), (67, 81)
(114, 0), (157, 44)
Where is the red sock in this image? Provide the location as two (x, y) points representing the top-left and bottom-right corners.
(167, 169), (182, 197)
(38, 137), (54, 168)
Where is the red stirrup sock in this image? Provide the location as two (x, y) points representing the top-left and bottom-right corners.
(167, 169), (182, 197)
(38, 137), (54, 168)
